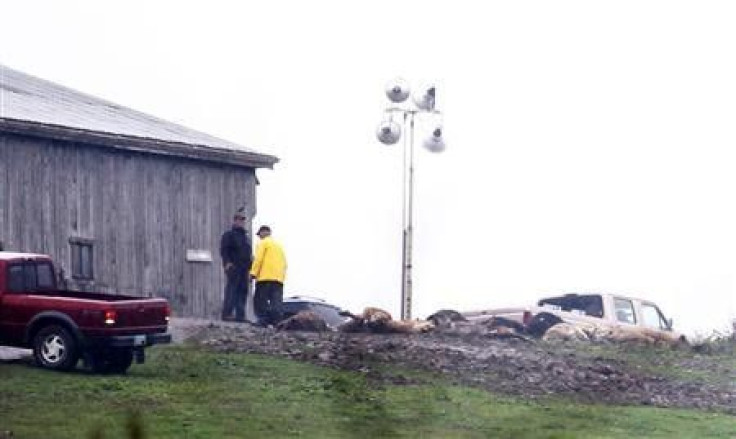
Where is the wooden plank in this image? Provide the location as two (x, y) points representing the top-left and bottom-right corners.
(206, 167), (221, 318)
(89, 144), (104, 290)
(183, 162), (195, 316)
(160, 159), (179, 311)
(51, 141), (70, 280)
(0, 135), (7, 250)
(154, 159), (169, 306)
(192, 164), (205, 317)
(134, 156), (150, 295)
(172, 161), (187, 315)
(19, 139), (34, 250)
(10, 142), (21, 250)
(120, 153), (136, 293)
(103, 151), (118, 291)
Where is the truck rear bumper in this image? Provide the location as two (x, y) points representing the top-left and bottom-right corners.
(87, 333), (172, 348)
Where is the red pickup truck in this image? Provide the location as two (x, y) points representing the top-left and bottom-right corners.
(0, 251), (171, 373)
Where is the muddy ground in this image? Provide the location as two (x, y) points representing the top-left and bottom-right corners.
(170, 318), (736, 414)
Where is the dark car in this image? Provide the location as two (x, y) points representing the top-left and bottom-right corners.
(281, 296), (349, 329)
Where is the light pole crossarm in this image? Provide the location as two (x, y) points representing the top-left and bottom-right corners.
(384, 107), (443, 116)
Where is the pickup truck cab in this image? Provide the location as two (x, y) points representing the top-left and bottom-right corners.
(0, 251), (171, 373)
(464, 293), (681, 339)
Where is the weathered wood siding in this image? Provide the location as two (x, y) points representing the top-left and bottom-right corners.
(0, 133), (257, 318)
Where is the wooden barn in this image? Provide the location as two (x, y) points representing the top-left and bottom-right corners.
(0, 64), (278, 318)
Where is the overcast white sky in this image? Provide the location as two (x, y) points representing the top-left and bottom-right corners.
(2, 1), (735, 335)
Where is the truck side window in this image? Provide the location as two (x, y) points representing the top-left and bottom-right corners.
(7, 265), (24, 292)
(23, 264), (38, 290)
(6, 262), (57, 292)
(37, 262), (56, 289)
(641, 303), (667, 329)
(613, 298), (636, 324)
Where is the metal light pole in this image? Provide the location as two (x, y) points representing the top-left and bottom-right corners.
(376, 79), (445, 320)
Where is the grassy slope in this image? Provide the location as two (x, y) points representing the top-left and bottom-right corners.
(558, 340), (736, 385)
(0, 346), (734, 439)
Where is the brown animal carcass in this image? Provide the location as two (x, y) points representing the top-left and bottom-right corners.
(338, 307), (435, 334)
(541, 322), (590, 342)
(594, 326), (686, 347)
(384, 319), (435, 334)
(337, 307), (390, 333)
(539, 321), (688, 347)
(275, 310), (330, 332)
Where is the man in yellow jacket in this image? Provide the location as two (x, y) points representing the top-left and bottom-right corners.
(250, 225), (287, 327)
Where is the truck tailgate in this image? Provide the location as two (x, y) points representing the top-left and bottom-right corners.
(109, 299), (169, 331)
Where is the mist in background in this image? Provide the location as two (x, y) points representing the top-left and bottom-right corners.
(2, 0), (734, 336)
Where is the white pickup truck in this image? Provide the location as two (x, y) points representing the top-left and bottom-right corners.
(462, 293), (683, 341)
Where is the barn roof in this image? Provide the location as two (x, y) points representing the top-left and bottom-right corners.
(0, 64), (278, 168)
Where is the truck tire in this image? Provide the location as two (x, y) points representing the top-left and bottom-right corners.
(33, 325), (80, 371)
(89, 348), (134, 374)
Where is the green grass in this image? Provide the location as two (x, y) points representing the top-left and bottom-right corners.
(1, 346), (734, 439)
(555, 341), (736, 386)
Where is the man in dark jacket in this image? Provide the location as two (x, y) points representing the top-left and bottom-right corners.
(220, 208), (252, 322)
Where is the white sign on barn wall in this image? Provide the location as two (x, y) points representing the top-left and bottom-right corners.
(186, 249), (212, 263)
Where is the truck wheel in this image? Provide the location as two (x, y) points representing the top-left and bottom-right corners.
(90, 348), (134, 374)
(33, 325), (79, 371)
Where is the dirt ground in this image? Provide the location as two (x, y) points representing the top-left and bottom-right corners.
(169, 317), (736, 414)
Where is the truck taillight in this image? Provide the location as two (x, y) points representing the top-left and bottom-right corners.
(104, 310), (117, 325)
(522, 310), (532, 326)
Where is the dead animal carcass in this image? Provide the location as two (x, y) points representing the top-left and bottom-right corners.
(275, 310), (330, 332)
(427, 309), (467, 328)
(538, 320), (687, 347)
(339, 307), (435, 334)
(591, 325), (687, 347)
(525, 312), (564, 338)
(541, 322), (590, 342)
(484, 316), (527, 334)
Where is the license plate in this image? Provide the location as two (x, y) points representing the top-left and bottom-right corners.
(133, 335), (147, 346)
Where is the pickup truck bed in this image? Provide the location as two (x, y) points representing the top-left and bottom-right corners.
(0, 251), (171, 373)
